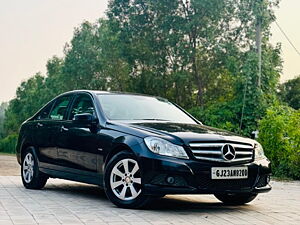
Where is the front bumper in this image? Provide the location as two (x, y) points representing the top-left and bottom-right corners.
(138, 150), (272, 195)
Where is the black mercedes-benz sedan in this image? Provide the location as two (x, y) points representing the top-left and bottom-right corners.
(16, 90), (271, 208)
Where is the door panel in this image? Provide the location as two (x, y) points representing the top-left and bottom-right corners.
(34, 120), (58, 165)
(32, 101), (57, 164)
(57, 123), (99, 172)
(56, 94), (103, 175)
(34, 95), (72, 167)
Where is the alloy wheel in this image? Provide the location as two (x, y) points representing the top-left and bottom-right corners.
(110, 158), (142, 201)
(22, 153), (35, 183)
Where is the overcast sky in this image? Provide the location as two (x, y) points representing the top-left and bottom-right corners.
(0, 0), (299, 103)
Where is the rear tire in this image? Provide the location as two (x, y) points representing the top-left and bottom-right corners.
(104, 151), (152, 208)
(21, 147), (48, 189)
(214, 193), (257, 205)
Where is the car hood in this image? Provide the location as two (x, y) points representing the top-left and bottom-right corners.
(108, 121), (255, 146)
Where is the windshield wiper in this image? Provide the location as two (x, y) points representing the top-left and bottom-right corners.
(132, 118), (171, 121)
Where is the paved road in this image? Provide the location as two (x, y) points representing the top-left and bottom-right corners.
(0, 154), (19, 176)
(0, 155), (299, 225)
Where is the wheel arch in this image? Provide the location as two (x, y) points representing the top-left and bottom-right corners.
(103, 144), (133, 170)
(103, 135), (143, 170)
(20, 143), (38, 164)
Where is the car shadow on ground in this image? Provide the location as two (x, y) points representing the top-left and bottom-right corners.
(43, 182), (253, 212)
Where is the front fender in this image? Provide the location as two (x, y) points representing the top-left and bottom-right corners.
(102, 134), (144, 169)
(111, 135), (144, 150)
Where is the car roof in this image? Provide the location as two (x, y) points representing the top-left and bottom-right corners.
(61, 90), (165, 99)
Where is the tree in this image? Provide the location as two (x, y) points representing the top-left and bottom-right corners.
(107, 0), (279, 108)
(62, 20), (131, 92)
(4, 74), (46, 135)
(0, 102), (8, 138)
(107, 0), (281, 134)
(63, 22), (102, 90)
(1, 0), (282, 138)
(44, 56), (66, 99)
(278, 75), (300, 109)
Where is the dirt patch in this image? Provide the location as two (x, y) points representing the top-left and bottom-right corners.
(0, 154), (20, 176)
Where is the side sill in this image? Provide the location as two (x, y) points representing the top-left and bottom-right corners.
(39, 167), (103, 187)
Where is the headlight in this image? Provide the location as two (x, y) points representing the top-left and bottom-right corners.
(254, 142), (265, 159)
(144, 137), (189, 159)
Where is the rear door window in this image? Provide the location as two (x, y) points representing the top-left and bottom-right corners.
(36, 102), (54, 120)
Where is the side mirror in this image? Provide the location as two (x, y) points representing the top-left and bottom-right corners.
(73, 113), (97, 125)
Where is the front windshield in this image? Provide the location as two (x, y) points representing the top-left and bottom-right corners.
(97, 94), (197, 124)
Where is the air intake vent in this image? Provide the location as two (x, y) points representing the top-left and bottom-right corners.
(189, 142), (254, 163)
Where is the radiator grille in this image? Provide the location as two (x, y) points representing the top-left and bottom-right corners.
(189, 142), (254, 163)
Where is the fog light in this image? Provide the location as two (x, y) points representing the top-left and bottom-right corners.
(166, 176), (175, 184)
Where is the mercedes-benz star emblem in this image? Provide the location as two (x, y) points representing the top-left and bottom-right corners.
(221, 144), (236, 160)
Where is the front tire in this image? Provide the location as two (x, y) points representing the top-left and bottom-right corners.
(214, 193), (257, 205)
(21, 147), (48, 189)
(104, 151), (151, 208)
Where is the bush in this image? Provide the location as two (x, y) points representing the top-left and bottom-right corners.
(0, 133), (18, 154)
(188, 103), (240, 134)
(258, 105), (300, 179)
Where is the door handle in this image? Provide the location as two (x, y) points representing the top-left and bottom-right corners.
(36, 122), (43, 128)
(60, 126), (69, 132)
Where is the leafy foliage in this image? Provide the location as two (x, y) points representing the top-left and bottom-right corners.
(0, 102), (8, 138)
(278, 75), (300, 110)
(258, 105), (300, 179)
(0, 133), (18, 154)
(108, 0), (281, 128)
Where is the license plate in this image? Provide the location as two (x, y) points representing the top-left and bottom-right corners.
(211, 167), (248, 179)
